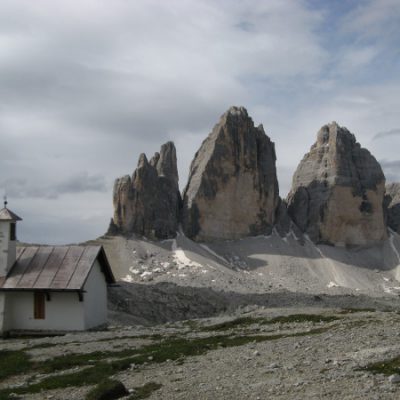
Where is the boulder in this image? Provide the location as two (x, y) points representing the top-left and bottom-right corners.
(182, 106), (279, 241)
(287, 122), (387, 246)
(385, 183), (400, 233)
(109, 141), (181, 239)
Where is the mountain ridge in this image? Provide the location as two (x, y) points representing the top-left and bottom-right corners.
(108, 106), (400, 246)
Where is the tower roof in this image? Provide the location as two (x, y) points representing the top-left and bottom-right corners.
(0, 207), (22, 222)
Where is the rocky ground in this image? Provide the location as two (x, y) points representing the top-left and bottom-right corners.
(8, 229), (400, 399)
(1, 307), (400, 399)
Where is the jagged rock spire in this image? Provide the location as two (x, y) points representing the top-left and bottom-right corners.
(181, 106), (279, 241)
(109, 141), (181, 239)
(287, 122), (387, 246)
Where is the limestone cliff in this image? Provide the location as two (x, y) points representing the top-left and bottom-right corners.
(109, 142), (181, 239)
(182, 106), (279, 241)
(287, 122), (387, 246)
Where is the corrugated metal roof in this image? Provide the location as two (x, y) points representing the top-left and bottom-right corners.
(0, 207), (22, 221)
(0, 245), (115, 291)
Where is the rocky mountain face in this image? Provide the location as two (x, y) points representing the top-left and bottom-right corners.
(182, 106), (279, 241)
(108, 109), (396, 248)
(287, 122), (387, 246)
(109, 142), (181, 239)
(385, 183), (400, 234)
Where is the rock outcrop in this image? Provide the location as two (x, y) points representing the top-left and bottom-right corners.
(385, 183), (400, 234)
(287, 122), (387, 246)
(182, 106), (279, 241)
(109, 142), (181, 239)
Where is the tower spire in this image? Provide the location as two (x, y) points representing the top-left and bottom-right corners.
(3, 196), (7, 208)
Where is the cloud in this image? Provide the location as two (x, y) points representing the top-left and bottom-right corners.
(379, 159), (400, 169)
(1, 172), (107, 200)
(341, 0), (400, 41)
(379, 159), (400, 184)
(373, 129), (400, 141)
(0, 0), (327, 139)
(0, 0), (399, 243)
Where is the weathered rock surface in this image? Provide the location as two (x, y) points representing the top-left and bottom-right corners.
(287, 122), (387, 246)
(182, 106), (279, 241)
(109, 141), (181, 239)
(385, 183), (400, 233)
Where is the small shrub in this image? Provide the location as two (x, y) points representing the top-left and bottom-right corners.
(86, 379), (128, 400)
(128, 382), (162, 399)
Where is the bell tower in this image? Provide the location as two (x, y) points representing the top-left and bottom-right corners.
(0, 198), (22, 277)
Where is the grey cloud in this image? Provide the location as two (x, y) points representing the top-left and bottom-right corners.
(373, 129), (400, 140)
(379, 159), (400, 184)
(380, 159), (400, 168)
(385, 173), (400, 184)
(1, 0), (399, 245)
(0, 53), (235, 140)
(235, 21), (256, 32)
(1, 172), (107, 200)
(56, 173), (107, 195)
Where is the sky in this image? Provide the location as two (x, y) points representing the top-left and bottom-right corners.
(1, 0), (400, 244)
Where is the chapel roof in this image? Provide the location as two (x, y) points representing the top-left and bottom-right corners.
(0, 245), (115, 292)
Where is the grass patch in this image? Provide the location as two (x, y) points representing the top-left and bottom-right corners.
(128, 382), (162, 399)
(38, 349), (140, 374)
(201, 314), (339, 332)
(268, 314), (339, 324)
(360, 356), (400, 375)
(200, 317), (259, 331)
(0, 325), (332, 399)
(0, 350), (32, 382)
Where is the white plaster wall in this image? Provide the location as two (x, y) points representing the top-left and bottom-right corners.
(83, 260), (108, 329)
(6, 291), (85, 331)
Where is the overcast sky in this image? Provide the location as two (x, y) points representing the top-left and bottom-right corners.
(1, 0), (400, 244)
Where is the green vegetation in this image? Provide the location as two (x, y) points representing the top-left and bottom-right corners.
(200, 314), (339, 331)
(268, 314), (339, 324)
(0, 324), (332, 399)
(128, 382), (162, 399)
(361, 356), (400, 375)
(200, 316), (259, 331)
(39, 349), (139, 373)
(85, 379), (128, 400)
(0, 350), (31, 381)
